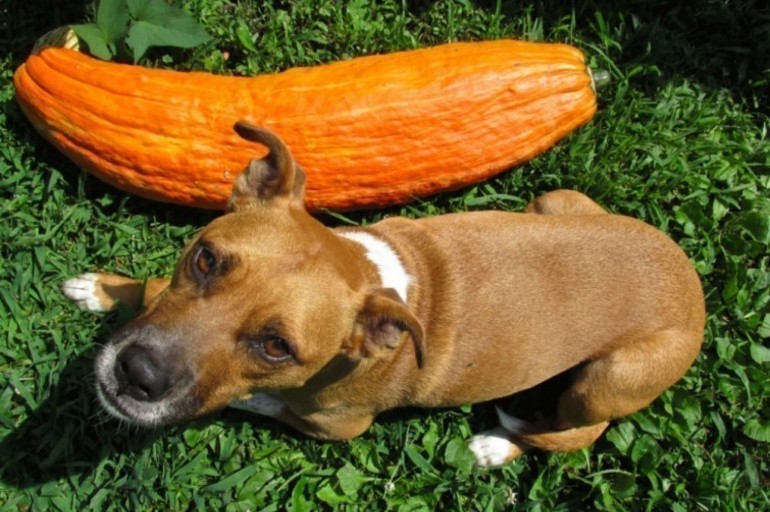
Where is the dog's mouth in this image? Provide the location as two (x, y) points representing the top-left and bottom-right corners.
(94, 327), (199, 427)
(95, 377), (152, 425)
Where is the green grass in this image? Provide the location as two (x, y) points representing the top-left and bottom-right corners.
(1, 0), (769, 509)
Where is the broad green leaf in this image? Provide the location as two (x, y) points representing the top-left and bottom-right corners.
(421, 422), (439, 458)
(676, 391), (702, 430)
(740, 210), (770, 243)
(711, 198), (730, 222)
(316, 482), (348, 505)
(50, 495), (73, 511)
(750, 342), (770, 363)
(632, 411), (662, 436)
(630, 434), (660, 464)
(710, 411), (728, 443)
(202, 465), (259, 492)
(126, 0), (156, 19)
(336, 463), (368, 496)
(678, 200), (712, 231)
(398, 496), (432, 512)
(404, 445), (434, 473)
(290, 477), (313, 512)
(71, 23), (113, 60)
(236, 19), (258, 53)
(128, 0), (211, 38)
(126, 20), (211, 62)
(759, 314), (770, 339)
(741, 447), (761, 488)
(610, 472), (637, 499)
(122, 0), (211, 61)
(443, 437), (475, 474)
(743, 418), (770, 442)
(96, 0), (130, 43)
(605, 421), (636, 454)
(350, 440), (382, 473)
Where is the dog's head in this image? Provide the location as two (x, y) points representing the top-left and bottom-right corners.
(94, 122), (424, 427)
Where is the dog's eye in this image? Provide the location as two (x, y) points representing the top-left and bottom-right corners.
(258, 337), (293, 362)
(193, 245), (216, 278)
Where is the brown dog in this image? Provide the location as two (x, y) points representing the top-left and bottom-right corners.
(62, 122), (704, 466)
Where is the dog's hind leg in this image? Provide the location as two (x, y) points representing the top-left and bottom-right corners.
(61, 273), (169, 312)
(470, 328), (702, 467)
(524, 190), (607, 215)
(468, 407), (609, 467)
(468, 415), (609, 467)
(549, 329), (701, 429)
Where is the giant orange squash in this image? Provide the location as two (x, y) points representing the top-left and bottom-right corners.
(14, 39), (600, 211)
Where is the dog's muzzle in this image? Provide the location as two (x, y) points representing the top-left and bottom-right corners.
(114, 344), (172, 402)
(95, 325), (197, 427)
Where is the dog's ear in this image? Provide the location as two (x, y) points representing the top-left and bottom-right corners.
(344, 288), (426, 369)
(227, 121), (307, 211)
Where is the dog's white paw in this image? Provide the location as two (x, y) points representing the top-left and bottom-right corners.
(229, 393), (285, 418)
(468, 427), (521, 467)
(61, 273), (109, 312)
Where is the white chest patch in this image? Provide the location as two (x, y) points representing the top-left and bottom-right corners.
(340, 231), (412, 302)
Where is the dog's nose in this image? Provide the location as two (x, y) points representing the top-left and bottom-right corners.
(115, 345), (171, 401)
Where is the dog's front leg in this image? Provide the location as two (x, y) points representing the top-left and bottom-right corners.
(61, 273), (169, 312)
(230, 394), (374, 441)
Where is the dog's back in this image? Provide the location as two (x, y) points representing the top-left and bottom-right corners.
(365, 210), (704, 407)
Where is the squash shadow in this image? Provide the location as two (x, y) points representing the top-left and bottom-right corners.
(481, 0), (768, 111)
(2, 1), (91, 63)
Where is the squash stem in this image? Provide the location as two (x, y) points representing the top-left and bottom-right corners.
(589, 68), (611, 93)
(32, 26), (80, 55)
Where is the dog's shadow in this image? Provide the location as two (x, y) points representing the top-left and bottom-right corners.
(0, 348), (157, 489)
(0, 357), (464, 491)
(0, 332), (571, 492)
(0, 345), (278, 490)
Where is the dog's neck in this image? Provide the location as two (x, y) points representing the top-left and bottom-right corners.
(339, 231), (412, 302)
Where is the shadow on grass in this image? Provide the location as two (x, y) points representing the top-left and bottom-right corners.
(5, 0), (767, 103)
(0, 324), (165, 490)
(0, 358), (464, 491)
(2, 1), (91, 63)
(0, 325), (570, 493)
(488, 0), (769, 110)
(0, 346), (257, 491)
